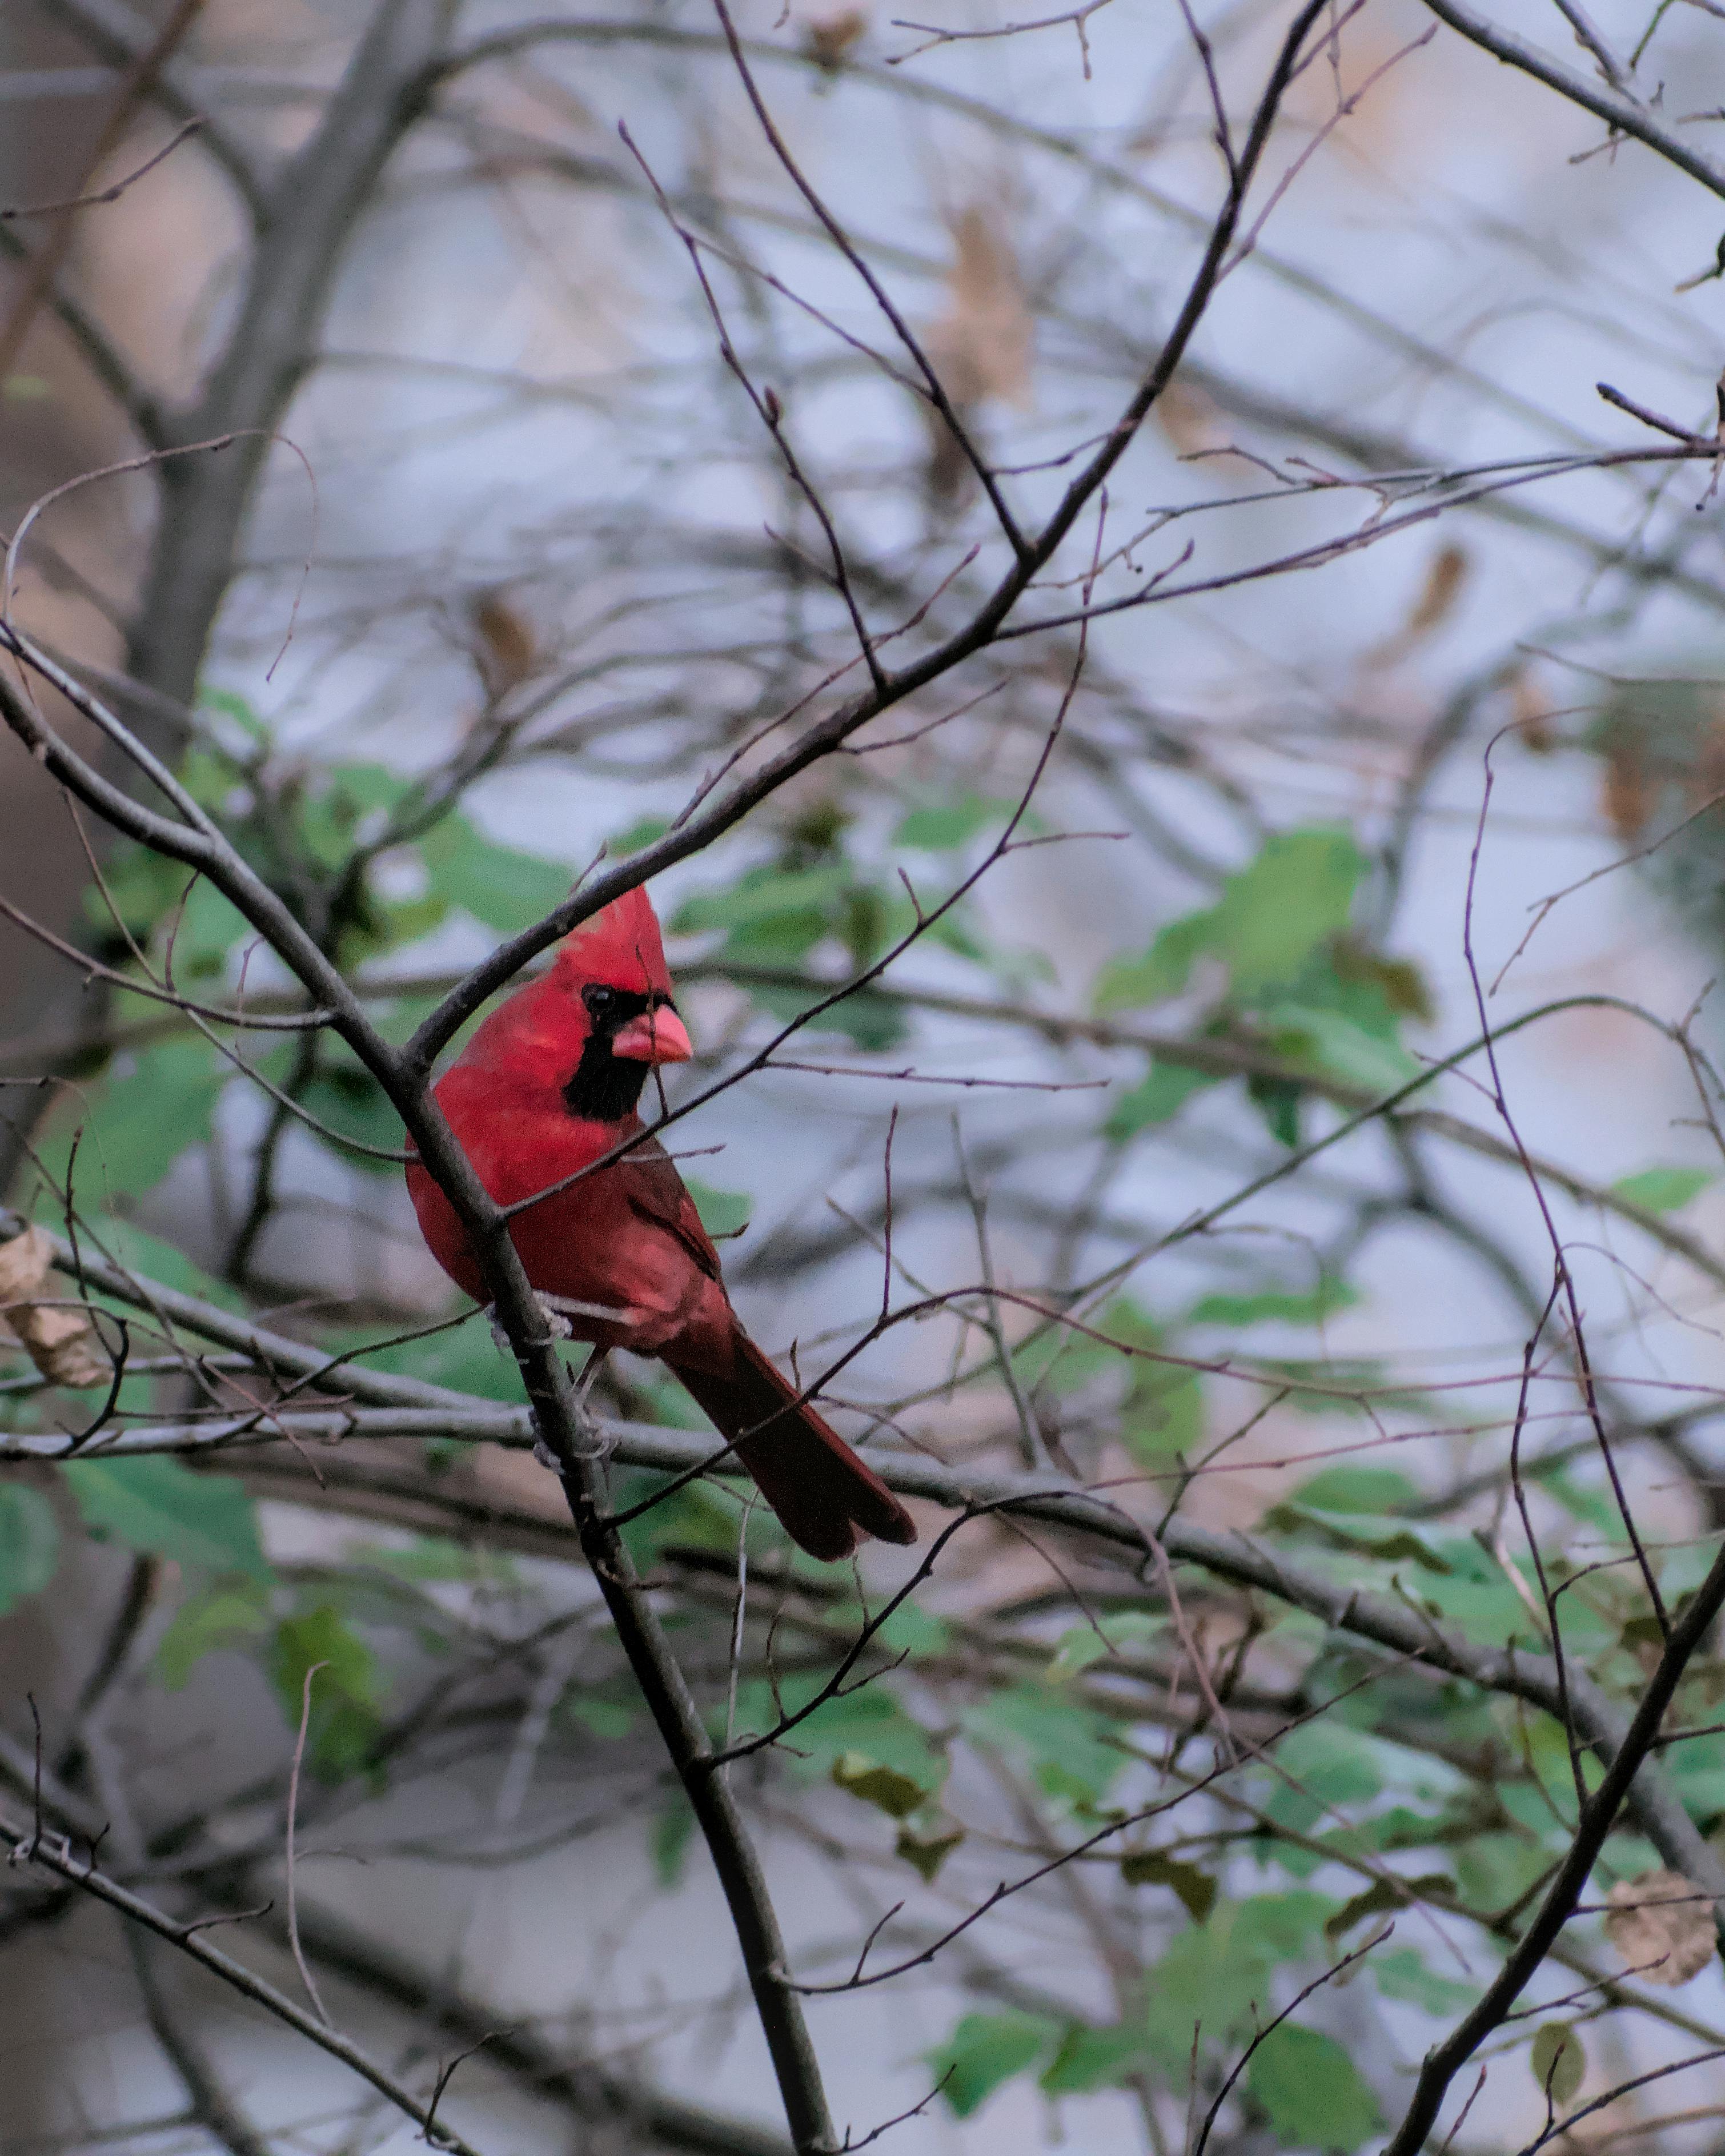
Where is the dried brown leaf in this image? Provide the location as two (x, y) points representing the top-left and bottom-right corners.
(1509, 664), (1557, 753)
(804, 8), (868, 69)
(1366, 543), (1469, 665)
(1604, 1869), (1716, 1986)
(0, 1224), (107, 1388)
(1690, 701), (1725, 807)
(1152, 379), (1227, 459)
(928, 207), (1032, 412)
(0, 1222), (52, 1307)
(1601, 742), (1652, 841)
(471, 591), (536, 700)
(1403, 543), (1469, 639)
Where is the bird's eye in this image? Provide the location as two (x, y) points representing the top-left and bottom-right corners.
(583, 985), (619, 1017)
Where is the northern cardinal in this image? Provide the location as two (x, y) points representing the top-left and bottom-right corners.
(405, 885), (916, 1560)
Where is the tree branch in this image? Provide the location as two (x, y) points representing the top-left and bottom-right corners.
(1413, 0), (1725, 202)
(2, 1820), (492, 2156)
(1383, 1533), (1725, 2153)
(124, 0), (459, 730)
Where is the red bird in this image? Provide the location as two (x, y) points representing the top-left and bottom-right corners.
(405, 885), (917, 1561)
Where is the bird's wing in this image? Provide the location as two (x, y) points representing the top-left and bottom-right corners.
(618, 1134), (724, 1282)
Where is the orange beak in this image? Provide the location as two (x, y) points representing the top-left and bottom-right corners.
(611, 1003), (693, 1066)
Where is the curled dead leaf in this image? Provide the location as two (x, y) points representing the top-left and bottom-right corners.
(804, 7), (868, 69)
(920, 207), (1033, 504)
(0, 1224), (108, 1388)
(1152, 379), (1227, 459)
(1600, 740), (1652, 841)
(1403, 543), (1469, 640)
(1508, 664), (1557, 753)
(1690, 701), (1725, 808)
(1365, 543), (1469, 667)
(1604, 1869), (1716, 1986)
(471, 591), (536, 700)
(927, 207), (1032, 413)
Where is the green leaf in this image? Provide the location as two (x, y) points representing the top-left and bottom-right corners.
(675, 863), (849, 944)
(612, 816), (671, 855)
(296, 1065), (405, 1173)
(419, 814), (572, 935)
(1367, 1945), (1475, 2015)
(1288, 1466), (1417, 1513)
(62, 1458), (270, 1581)
(1121, 1848), (1217, 1923)
(57, 1041), (225, 1200)
(565, 1691), (636, 1739)
(930, 2012), (1060, 2117)
(1273, 1723), (1386, 1809)
(1611, 1166), (1714, 1214)
(0, 1484), (59, 1616)
(179, 880), (260, 974)
(896, 1817), (965, 1880)
(154, 1580), (271, 1689)
(1530, 2022), (1584, 2109)
(1108, 1061), (1218, 1137)
(1144, 1893), (1334, 2073)
(198, 688), (269, 752)
(828, 1598), (949, 1659)
(745, 977), (908, 1051)
(1046, 1609), (1162, 1680)
(1322, 1872), (1451, 1942)
(1189, 1279), (1356, 1328)
(1106, 1302), (1205, 1466)
(294, 762), (412, 872)
(85, 1220), (240, 1311)
(832, 1750), (926, 1818)
(1248, 1074), (1303, 1147)
(1262, 1501), (1452, 1574)
(1094, 909), (1217, 1011)
(268, 1605), (384, 1783)
(652, 1794), (696, 1887)
(1329, 940), (1433, 1023)
(1210, 827), (1366, 999)
(95, 852), (248, 974)
(729, 1673), (946, 1797)
(363, 1536), (517, 1588)
(894, 795), (1005, 850)
(1040, 2023), (1144, 2095)
(1263, 1003), (1422, 1091)
(359, 1319), (520, 1403)
(964, 1688), (1124, 1809)
(685, 1179), (752, 1240)
(1245, 2024), (1382, 2151)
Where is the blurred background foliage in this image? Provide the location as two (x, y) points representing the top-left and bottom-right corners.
(5, 0), (1725, 2153)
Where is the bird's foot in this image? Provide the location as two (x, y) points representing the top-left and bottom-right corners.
(532, 1403), (611, 1471)
(484, 1297), (576, 1352)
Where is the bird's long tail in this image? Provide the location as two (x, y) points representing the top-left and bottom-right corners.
(668, 1329), (917, 1561)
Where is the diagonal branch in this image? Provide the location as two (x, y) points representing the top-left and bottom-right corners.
(39, 0), (268, 223)
(0, 625), (841, 2154)
(1414, 0), (1725, 202)
(3, 1820), (493, 2156)
(125, 0), (459, 731)
(3, 1205), (1719, 1942)
(126, 1928), (274, 2156)
(402, 0), (1336, 1073)
(1382, 1533), (1725, 2153)
(0, 222), (167, 451)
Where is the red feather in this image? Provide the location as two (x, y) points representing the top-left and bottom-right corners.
(406, 889), (916, 1560)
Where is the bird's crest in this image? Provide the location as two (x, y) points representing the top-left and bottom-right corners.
(550, 884), (674, 998)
